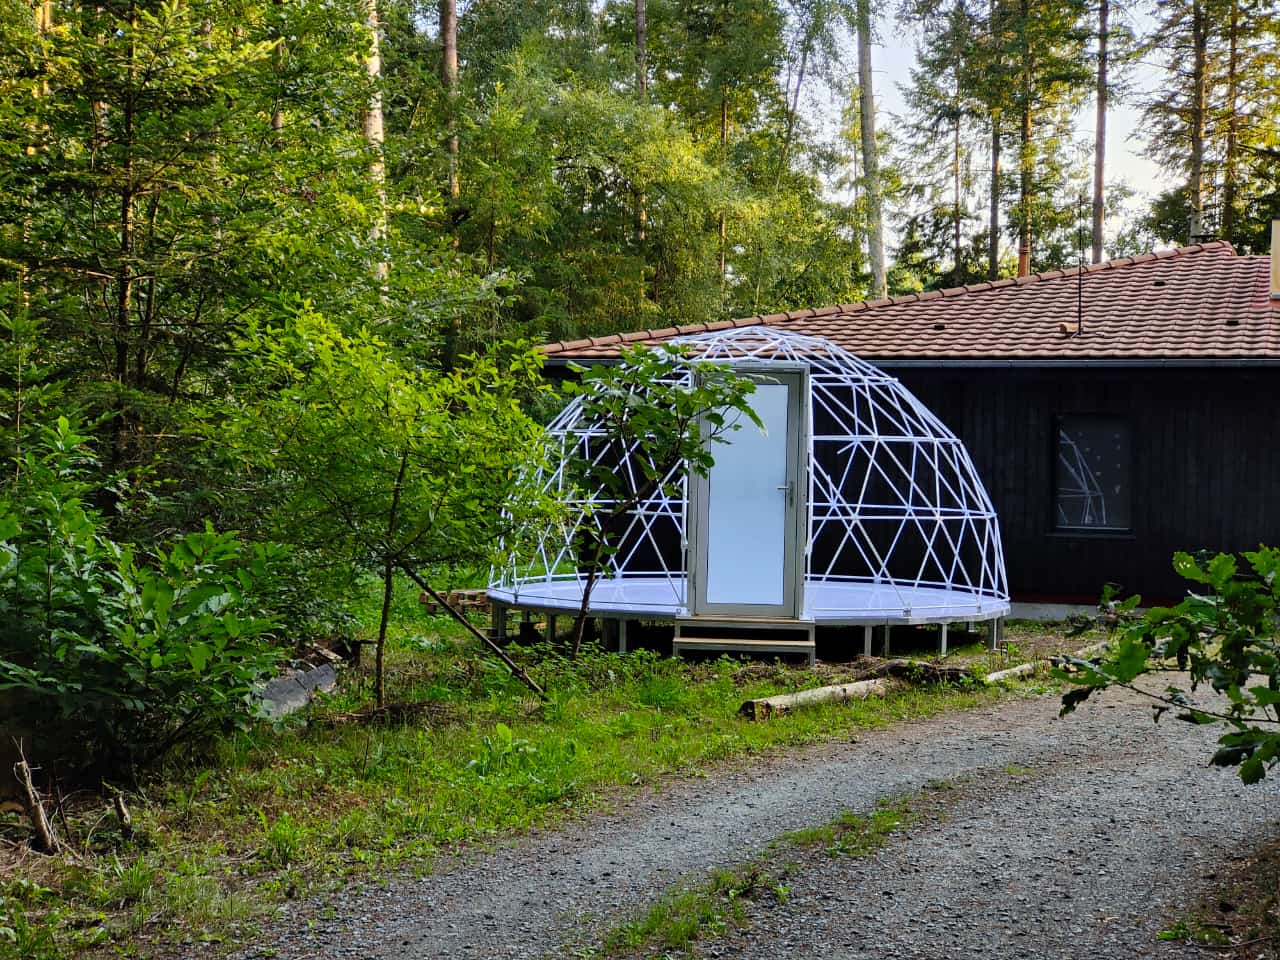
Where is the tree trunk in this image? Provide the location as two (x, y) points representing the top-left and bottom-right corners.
(1188, 0), (1206, 240)
(271, 0), (285, 144)
(856, 0), (886, 299)
(988, 109), (1001, 279)
(363, 0), (387, 282)
(441, 0), (459, 204)
(1017, 100), (1031, 276)
(1016, 0), (1032, 277)
(1221, 0), (1239, 242)
(440, 0), (461, 367)
(18, 2), (53, 319)
(1091, 0), (1107, 263)
(987, 0), (1003, 280)
(375, 451), (409, 709)
(112, 2), (138, 471)
(953, 111), (962, 274)
(636, 0), (647, 244)
(718, 89), (728, 299)
(375, 556), (394, 709)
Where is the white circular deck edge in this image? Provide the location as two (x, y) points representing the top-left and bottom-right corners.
(487, 577), (1010, 625)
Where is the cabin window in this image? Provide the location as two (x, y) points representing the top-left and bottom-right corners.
(1054, 415), (1131, 531)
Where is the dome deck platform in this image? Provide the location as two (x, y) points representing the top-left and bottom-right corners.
(488, 577), (1008, 626)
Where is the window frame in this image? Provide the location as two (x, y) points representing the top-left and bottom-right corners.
(1050, 412), (1134, 536)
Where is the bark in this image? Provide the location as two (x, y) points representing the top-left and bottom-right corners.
(1221, 0), (1239, 242)
(953, 111), (962, 274)
(988, 110), (1001, 279)
(111, 1), (138, 471)
(271, 0), (284, 144)
(987, 0), (1003, 280)
(740, 678), (890, 720)
(440, 0), (461, 366)
(718, 90), (728, 296)
(636, 0), (647, 243)
(15, 755), (60, 854)
(856, 0), (886, 299)
(375, 451), (410, 709)
(1188, 0), (1207, 240)
(363, 0), (388, 282)
(1091, 0), (1108, 263)
(1016, 0), (1032, 277)
(441, 0), (459, 203)
(113, 793), (133, 839)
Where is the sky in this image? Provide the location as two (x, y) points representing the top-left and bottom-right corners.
(857, 11), (1178, 255)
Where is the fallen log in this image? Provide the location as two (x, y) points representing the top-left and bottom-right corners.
(740, 678), (891, 720)
(984, 661), (1036, 684)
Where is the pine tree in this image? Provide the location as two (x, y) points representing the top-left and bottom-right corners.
(1141, 0), (1278, 247)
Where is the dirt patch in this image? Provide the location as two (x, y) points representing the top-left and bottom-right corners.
(1165, 837), (1280, 957)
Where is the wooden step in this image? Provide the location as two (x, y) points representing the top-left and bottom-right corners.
(677, 615), (815, 627)
(672, 636), (816, 664)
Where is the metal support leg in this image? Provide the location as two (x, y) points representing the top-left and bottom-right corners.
(882, 624), (891, 658)
(939, 622), (948, 656)
(492, 603), (507, 645)
(989, 617), (1001, 652)
(863, 625), (873, 659)
(619, 619), (629, 654)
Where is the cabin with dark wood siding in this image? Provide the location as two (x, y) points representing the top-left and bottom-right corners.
(542, 234), (1280, 605)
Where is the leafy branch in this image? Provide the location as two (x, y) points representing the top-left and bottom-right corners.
(1058, 548), (1280, 783)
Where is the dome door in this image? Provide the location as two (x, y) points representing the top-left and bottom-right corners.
(689, 369), (807, 619)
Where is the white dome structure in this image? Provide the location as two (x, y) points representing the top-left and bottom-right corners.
(489, 327), (1009, 657)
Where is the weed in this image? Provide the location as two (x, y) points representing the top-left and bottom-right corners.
(636, 673), (688, 711)
(109, 857), (158, 906)
(0, 899), (65, 960)
(1157, 917), (1230, 945)
(259, 812), (307, 868)
(468, 722), (537, 778)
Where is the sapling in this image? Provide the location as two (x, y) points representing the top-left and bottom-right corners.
(561, 344), (761, 657)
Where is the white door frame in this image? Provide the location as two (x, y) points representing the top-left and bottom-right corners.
(688, 364), (808, 619)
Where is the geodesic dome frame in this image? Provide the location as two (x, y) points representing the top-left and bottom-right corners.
(489, 327), (1009, 624)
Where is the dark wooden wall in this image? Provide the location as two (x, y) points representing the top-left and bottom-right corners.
(888, 366), (1280, 604)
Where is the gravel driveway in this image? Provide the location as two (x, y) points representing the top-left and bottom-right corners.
(240, 680), (1280, 959)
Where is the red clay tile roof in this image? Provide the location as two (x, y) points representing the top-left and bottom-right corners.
(541, 242), (1280, 364)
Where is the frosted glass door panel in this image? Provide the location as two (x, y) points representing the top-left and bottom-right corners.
(705, 384), (790, 605)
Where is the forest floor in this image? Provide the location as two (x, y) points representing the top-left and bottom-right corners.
(225, 671), (1280, 960)
(8, 606), (1278, 959)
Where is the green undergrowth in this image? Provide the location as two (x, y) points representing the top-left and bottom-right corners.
(0, 579), (1054, 959)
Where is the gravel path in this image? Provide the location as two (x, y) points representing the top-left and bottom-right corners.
(240, 681), (1280, 959)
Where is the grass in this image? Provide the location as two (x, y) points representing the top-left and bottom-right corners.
(0, 577), (1077, 959)
(783, 798), (922, 857)
(591, 790), (950, 959)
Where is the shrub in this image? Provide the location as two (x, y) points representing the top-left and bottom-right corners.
(0, 418), (282, 776)
(1059, 547), (1280, 784)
